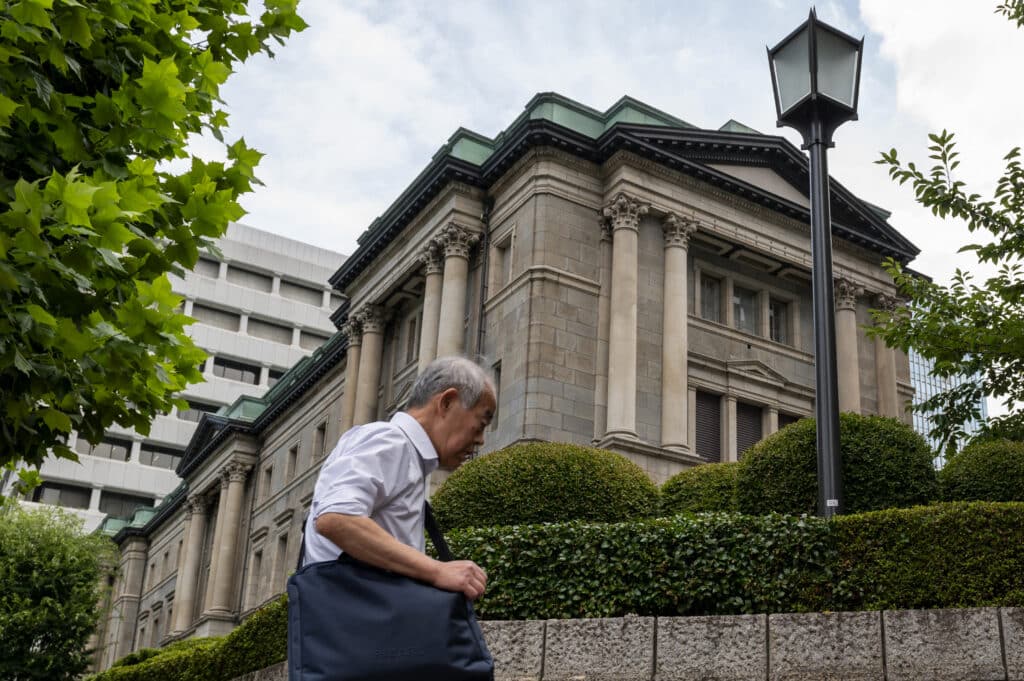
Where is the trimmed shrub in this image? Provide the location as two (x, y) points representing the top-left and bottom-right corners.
(736, 413), (939, 515)
(91, 637), (223, 681)
(940, 439), (1024, 502)
(832, 502), (1024, 610)
(108, 638), (217, 669)
(660, 463), (739, 514)
(448, 513), (836, 620)
(432, 442), (659, 530)
(217, 596), (287, 677)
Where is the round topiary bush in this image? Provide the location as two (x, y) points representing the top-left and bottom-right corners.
(660, 462), (739, 515)
(736, 413), (939, 516)
(431, 442), (659, 530)
(940, 439), (1024, 502)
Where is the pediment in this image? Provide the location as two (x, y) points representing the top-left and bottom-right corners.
(726, 359), (789, 387)
(707, 164), (809, 208)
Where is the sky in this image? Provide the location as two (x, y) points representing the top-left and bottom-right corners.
(197, 0), (1022, 406)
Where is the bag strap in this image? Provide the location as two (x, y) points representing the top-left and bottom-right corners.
(296, 501), (453, 571)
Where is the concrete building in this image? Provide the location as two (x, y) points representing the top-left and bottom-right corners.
(96, 93), (920, 668)
(909, 348), (989, 465)
(3, 223), (344, 531)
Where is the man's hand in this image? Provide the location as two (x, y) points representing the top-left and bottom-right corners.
(432, 560), (487, 600)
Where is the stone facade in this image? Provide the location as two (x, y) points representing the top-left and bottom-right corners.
(97, 93), (920, 668)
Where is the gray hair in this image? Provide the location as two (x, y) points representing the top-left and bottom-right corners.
(406, 356), (496, 409)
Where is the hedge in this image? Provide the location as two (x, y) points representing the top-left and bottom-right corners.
(96, 503), (1024, 677)
(939, 439), (1024, 502)
(660, 463), (739, 514)
(737, 413), (939, 515)
(432, 442), (659, 530)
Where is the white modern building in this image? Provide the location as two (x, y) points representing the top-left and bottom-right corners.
(4, 223), (344, 531)
(908, 348), (988, 465)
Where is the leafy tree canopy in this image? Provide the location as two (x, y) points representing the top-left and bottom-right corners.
(0, 499), (116, 680)
(869, 1), (1024, 452)
(0, 0), (306, 474)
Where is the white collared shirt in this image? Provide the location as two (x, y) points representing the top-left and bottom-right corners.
(302, 412), (439, 566)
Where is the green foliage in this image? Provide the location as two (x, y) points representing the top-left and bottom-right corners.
(939, 439), (1024, 502)
(869, 3), (1024, 452)
(216, 595), (287, 677)
(660, 462), (739, 514)
(0, 502), (115, 681)
(832, 502), (1024, 610)
(92, 637), (223, 681)
(736, 413), (939, 515)
(108, 637), (221, 669)
(432, 442), (659, 530)
(448, 513), (836, 620)
(0, 0), (306, 473)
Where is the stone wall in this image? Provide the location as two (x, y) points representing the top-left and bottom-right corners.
(234, 607), (1024, 681)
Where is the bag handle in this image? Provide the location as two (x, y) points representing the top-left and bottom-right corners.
(297, 501), (452, 571)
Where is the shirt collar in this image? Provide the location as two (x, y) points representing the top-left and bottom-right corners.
(391, 411), (439, 469)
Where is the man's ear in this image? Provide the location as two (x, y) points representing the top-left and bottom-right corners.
(438, 388), (459, 413)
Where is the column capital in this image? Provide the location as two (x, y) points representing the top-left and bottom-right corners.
(354, 304), (386, 334)
(834, 278), (863, 311)
(602, 192), (649, 234)
(224, 461), (252, 483)
(873, 292), (901, 313)
(341, 318), (363, 347)
(186, 494), (209, 516)
(662, 213), (698, 249)
(419, 239), (445, 275)
(439, 223), (479, 260)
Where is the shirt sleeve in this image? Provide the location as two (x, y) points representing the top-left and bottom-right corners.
(312, 424), (410, 519)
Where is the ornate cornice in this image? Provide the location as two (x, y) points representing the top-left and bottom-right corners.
(438, 222), (479, 260)
(602, 192), (649, 234)
(834, 278), (863, 311)
(662, 213), (699, 249)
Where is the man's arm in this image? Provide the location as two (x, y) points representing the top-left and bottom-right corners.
(315, 513), (487, 600)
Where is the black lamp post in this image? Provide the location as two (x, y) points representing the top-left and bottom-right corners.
(768, 9), (863, 519)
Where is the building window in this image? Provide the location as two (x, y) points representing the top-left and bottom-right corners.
(99, 491), (154, 519)
(736, 402), (764, 459)
(151, 617), (160, 646)
(213, 357), (260, 384)
(190, 303), (240, 332)
(31, 481), (91, 509)
(261, 465), (273, 500)
(75, 435), (132, 461)
(267, 368), (286, 388)
(139, 443), (183, 470)
(248, 318), (293, 345)
(695, 391), (722, 462)
(226, 265), (273, 292)
(177, 400), (221, 422)
(405, 317), (419, 366)
(314, 422), (327, 459)
(700, 274), (722, 323)
(490, 229), (514, 292)
(490, 361), (501, 431)
(733, 285), (759, 335)
(769, 298), (789, 344)
(285, 445), (298, 481)
(249, 549), (264, 608)
(195, 257), (220, 278)
(279, 280), (323, 307)
(299, 330), (330, 351)
(273, 534), (289, 587)
(778, 412), (802, 429)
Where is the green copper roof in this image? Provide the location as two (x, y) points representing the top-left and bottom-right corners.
(719, 119), (762, 134)
(443, 92), (696, 165)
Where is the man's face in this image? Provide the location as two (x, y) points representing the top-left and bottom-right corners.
(436, 388), (496, 470)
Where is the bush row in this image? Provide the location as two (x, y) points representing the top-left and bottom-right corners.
(97, 502), (1024, 678)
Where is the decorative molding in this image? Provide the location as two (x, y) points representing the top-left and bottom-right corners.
(354, 304), (386, 335)
(662, 212), (699, 249)
(225, 461), (252, 483)
(419, 239), (445, 275)
(439, 222), (480, 260)
(602, 192), (649, 234)
(834, 278), (863, 311)
(249, 525), (270, 543)
(273, 508), (295, 528)
(186, 495), (209, 516)
(340, 318), (362, 347)
(874, 293), (901, 313)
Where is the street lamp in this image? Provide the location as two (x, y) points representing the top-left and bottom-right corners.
(768, 9), (863, 519)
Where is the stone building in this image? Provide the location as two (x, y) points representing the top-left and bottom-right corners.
(97, 93), (919, 668)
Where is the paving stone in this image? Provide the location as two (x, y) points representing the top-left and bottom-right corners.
(544, 615), (654, 681)
(481, 619), (545, 681)
(884, 607), (1004, 681)
(769, 611), (882, 681)
(656, 614), (766, 681)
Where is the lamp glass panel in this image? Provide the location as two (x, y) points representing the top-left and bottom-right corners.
(772, 28), (811, 114)
(815, 28), (859, 107)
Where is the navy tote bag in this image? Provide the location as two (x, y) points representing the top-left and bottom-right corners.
(287, 503), (494, 681)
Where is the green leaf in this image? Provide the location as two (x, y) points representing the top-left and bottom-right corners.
(41, 408), (72, 433)
(0, 94), (20, 128)
(61, 178), (99, 227)
(26, 304), (56, 327)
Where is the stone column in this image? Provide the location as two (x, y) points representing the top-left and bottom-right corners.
(436, 223), (479, 358)
(724, 395), (738, 462)
(660, 213), (698, 451)
(874, 294), (900, 418)
(835, 278), (863, 414)
(767, 407), (780, 435)
(603, 193), (648, 438)
(418, 240), (445, 373)
(209, 462), (251, 614)
(112, 536), (149, 660)
(354, 306), (385, 425)
(688, 387), (697, 452)
(593, 222), (614, 439)
(202, 478), (229, 612)
(172, 495), (208, 633)
(339, 318), (362, 432)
